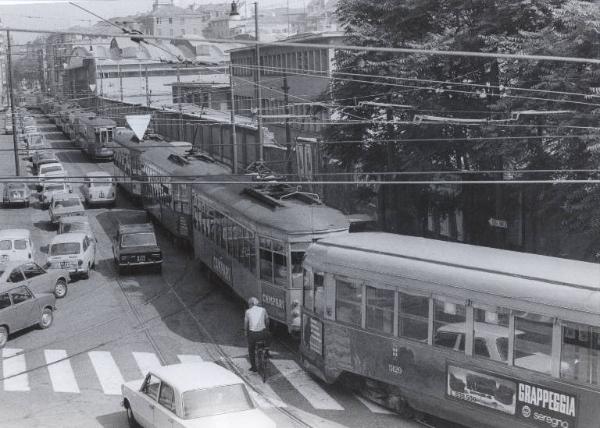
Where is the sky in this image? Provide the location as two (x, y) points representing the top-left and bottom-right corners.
(0, 0), (302, 41)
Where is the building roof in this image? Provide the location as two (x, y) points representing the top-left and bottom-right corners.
(151, 363), (243, 392)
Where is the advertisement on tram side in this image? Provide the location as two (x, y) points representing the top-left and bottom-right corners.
(211, 254), (233, 285)
(302, 314), (323, 356)
(446, 364), (578, 428)
(261, 283), (286, 322)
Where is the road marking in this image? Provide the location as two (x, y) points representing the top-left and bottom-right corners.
(88, 351), (124, 395)
(271, 359), (344, 410)
(177, 354), (203, 364)
(133, 352), (162, 377)
(354, 394), (394, 414)
(232, 357), (286, 408)
(2, 348), (29, 391)
(44, 350), (80, 393)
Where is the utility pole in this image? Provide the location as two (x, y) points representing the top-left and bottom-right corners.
(176, 63), (183, 140)
(145, 65), (150, 107)
(118, 63), (123, 102)
(254, 2), (264, 163)
(282, 73), (292, 174)
(229, 64), (238, 174)
(6, 30), (20, 176)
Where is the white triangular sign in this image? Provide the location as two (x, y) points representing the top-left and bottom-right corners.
(126, 115), (152, 140)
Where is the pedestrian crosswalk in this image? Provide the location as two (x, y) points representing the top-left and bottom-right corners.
(0, 347), (388, 415)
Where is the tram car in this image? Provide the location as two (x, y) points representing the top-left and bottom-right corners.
(112, 127), (167, 203)
(57, 103), (80, 134)
(192, 179), (349, 333)
(74, 114), (116, 161)
(300, 232), (600, 427)
(140, 145), (230, 247)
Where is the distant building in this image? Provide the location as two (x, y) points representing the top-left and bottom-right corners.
(138, 0), (205, 37)
(305, 0), (339, 32)
(168, 75), (230, 112)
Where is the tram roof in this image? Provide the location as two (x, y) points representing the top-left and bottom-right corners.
(193, 178), (350, 235)
(77, 115), (117, 127)
(309, 232), (600, 319)
(140, 146), (230, 177)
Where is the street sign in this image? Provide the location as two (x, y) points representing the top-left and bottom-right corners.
(126, 115), (151, 141)
(488, 218), (508, 228)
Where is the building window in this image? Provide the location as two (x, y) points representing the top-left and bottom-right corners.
(514, 313), (554, 375)
(335, 278), (362, 327)
(433, 299), (466, 350)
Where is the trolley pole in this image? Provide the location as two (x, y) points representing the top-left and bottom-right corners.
(6, 30), (20, 176)
(145, 65), (150, 107)
(282, 73), (292, 174)
(254, 2), (264, 163)
(176, 63), (183, 140)
(229, 64), (238, 174)
(118, 63), (123, 102)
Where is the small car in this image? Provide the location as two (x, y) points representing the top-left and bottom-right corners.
(0, 229), (34, 263)
(25, 132), (47, 159)
(39, 179), (72, 209)
(113, 223), (162, 274)
(48, 192), (85, 226)
(81, 171), (116, 207)
(0, 284), (56, 349)
(58, 216), (94, 240)
(2, 183), (30, 207)
(46, 233), (96, 279)
(0, 261), (69, 298)
(121, 362), (276, 428)
(32, 151), (58, 175)
(4, 123), (12, 135)
(38, 162), (66, 183)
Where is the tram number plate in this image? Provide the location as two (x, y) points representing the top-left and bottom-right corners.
(60, 262), (69, 268)
(136, 255), (145, 262)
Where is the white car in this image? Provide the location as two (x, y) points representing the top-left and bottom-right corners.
(122, 362), (276, 428)
(0, 229), (34, 263)
(46, 233), (96, 279)
(39, 179), (72, 208)
(38, 162), (67, 184)
(81, 171), (116, 206)
(48, 192), (85, 225)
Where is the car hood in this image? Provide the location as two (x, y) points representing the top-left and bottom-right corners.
(119, 245), (161, 255)
(123, 378), (144, 392)
(180, 409), (276, 428)
(52, 206), (84, 216)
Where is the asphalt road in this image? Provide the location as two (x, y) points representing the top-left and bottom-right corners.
(0, 109), (431, 428)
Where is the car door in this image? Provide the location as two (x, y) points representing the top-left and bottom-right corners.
(154, 382), (176, 428)
(8, 286), (39, 331)
(134, 373), (161, 427)
(21, 263), (48, 295)
(0, 292), (16, 333)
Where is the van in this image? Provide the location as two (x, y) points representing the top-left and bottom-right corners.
(0, 229), (34, 263)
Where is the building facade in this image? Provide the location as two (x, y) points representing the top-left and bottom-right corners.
(138, 0), (205, 37)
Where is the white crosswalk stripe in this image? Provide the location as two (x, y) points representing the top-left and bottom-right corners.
(177, 354), (204, 364)
(133, 352), (162, 377)
(231, 357), (287, 408)
(3, 348), (29, 391)
(45, 350), (80, 393)
(88, 351), (125, 395)
(271, 359), (344, 410)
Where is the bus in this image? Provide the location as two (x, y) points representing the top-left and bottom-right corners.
(192, 179), (349, 332)
(300, 232), (600, 427)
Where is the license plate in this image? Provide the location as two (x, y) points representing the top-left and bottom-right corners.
(60, 262), (69, 268)
(136, 255), (145, 262)
(100, 192), (105, 198)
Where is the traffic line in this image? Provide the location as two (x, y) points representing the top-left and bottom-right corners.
(271, 359), (344, 410)
(177, 354), (203, 364)
(232, 357), (287, 408)
(88, 351), (124, 395)
(2, 348), (29, 391)
(354, 394), (394, 414)
(44, 350), (80, 393)
(133, 352), (162, 377)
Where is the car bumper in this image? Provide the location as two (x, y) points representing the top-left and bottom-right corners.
(117, 260), (163, 267)
(86, 197), (115, 205)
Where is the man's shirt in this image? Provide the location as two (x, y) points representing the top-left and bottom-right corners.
(245, 305), (268, 332)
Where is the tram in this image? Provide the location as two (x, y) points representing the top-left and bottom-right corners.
(300, 232), (600, 427)
(192, 179), (349, 332)
(139, 145), (230, 246)
(74, 114), (116, 161)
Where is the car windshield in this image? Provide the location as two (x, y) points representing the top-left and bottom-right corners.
(45, 184), (64, 192)
(90, 178), (112, 187)
(42, 166), (62, 174)
(0, 240), (11, 250)
(182, 384), (254, 419)
(54, 198), (81, 208)
(121, 233), (157, 247)
(50, 242), (80, 255)
(63, 223), (88, 233)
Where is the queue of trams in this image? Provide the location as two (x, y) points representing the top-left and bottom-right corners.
(39, 98), (600, 427)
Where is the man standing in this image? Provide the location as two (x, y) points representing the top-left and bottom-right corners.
(244, 296), (269, 372)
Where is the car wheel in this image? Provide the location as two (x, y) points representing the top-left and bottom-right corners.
(38, 307), (53, 329)
(0, 326), (7, 348)
(125, 404), (138, 428)
(54, 279), (68, 298)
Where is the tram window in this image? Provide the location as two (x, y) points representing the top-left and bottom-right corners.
(303, 269), (314, 310)
(433, 299), (466, 350)
(513, 314), (553, 375)
(398, 292), (429, 341)
(259, 238), (273, 283)
(291, 252), (304, 288)
(561, 322), (600, 385)
(335, 278), (362, 327)
(473, 307), (510, 362)
(314, 273), (325, 317)
(273, 253), (288, 287)
(365, 286), (394, 334)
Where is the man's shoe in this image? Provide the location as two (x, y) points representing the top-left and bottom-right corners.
(250, 367), (258, 372)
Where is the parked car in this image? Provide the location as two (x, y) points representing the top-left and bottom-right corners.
(58, 216), (94, 240)
(121, 362), (276, 428)
(48, 192), (85, 226)
(39, 179), (72, 209)
(32, 151), (58, 175)
(25, 132), (47, 160)
(4, 122), (13, 135)
(0, 261), (69, 298)
(81, 171), (116, 206)
(46, 233), (96, 279)
(38, 162), (66, 183)
(0, 284), (55, 348)
(2, 183), (30, 207)
(113, 223), (162, 274)
(0, 229), (34, 262)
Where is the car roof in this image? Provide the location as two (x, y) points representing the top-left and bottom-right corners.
(85, 171), (112, 178)
(150, 363), (243, 392)
(59, 216), (90, 225)
(5, 183), (27, 188)
(52, 192), (79, 201)
(50, 232), (87, 244)
(0, 260), (29, 271)
(0, 229), (31, 239)
(119, 223), (154, 234)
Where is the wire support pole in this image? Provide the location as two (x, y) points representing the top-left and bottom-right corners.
(229, 64), (238, 174)
(254, 2), (264, 163)
(6, 30), (20, 177)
